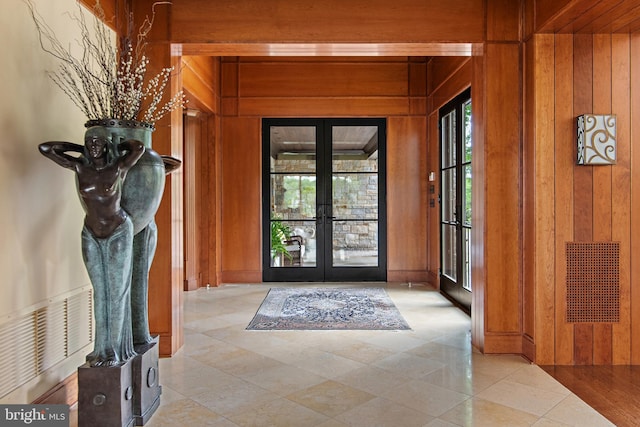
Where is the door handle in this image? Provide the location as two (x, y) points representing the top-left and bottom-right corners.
(325, 205), (335, 224)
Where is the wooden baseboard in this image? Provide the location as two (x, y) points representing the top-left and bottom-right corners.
(387, 270), (430, 283)
(522, 334), (536, 362)
(427, 270), (438, 288)
(220, 270), (262, 283)
(482, 332), (523, 354)
(33, 372), (78, 406)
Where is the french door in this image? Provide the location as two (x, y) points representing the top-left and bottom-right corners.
(262, 118), (387, 282)
(440, 89), (472, 312)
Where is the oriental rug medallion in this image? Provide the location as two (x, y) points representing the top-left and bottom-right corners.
(246, 287), (411, 331)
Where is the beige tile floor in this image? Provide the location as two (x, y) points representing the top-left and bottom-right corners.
(77, 282), (616, 426)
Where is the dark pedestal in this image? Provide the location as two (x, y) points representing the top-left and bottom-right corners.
(132, 337), (162, 425)
(78, 358), (135, 427)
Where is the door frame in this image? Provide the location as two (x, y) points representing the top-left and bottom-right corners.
(262, 117), (387, 282)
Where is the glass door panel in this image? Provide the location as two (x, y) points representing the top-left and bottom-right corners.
(462, 99), (473, 292)
(331, 125), (380, 268)
(266, 124), (321, 278)
(440, 89), (472, 312)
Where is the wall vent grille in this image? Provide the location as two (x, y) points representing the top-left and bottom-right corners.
(0, 313), (37, 398)
(566, 242), (620, 323)
(0, 288), (93, 399)
(67, 291), (93, 355)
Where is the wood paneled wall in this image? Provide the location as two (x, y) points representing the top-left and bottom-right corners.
(525, 33), (640, 365)
(219, 57), (429, 283)
(387, 116), (428, 281)
(183, 111), (215, 291)
(172, 0), (483, 44)
(183, 113), (201, 291)
(183, 56), (222, 289)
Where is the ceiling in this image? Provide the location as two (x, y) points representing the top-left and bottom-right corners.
(538, 0), (640, 34)
(270, 125), (379, 158)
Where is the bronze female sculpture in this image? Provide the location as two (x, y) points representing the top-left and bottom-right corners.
(39, 126), (144, 367)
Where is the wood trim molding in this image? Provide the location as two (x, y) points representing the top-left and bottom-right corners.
(181, 43), (474, 57)
(483, 333), (524, 354)
(220, 270), (262, 283)
(522, 334), (536, 362)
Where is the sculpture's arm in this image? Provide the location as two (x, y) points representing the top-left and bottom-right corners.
(38, 141), (84, 170)
(117, 139), (145, 170)
(161, 156), (182, 175)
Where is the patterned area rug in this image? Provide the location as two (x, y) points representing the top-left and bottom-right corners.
(246, 287), (411, 330)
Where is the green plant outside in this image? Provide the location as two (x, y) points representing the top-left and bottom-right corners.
(271, 218), (293, 260)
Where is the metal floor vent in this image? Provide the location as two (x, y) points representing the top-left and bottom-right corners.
(0, 288), (93, 399)
(566, 242), (620, 323)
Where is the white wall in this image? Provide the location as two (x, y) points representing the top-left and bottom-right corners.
(0, 0), (98, 403)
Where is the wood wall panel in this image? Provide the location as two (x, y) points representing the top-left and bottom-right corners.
(631, 34), (640, 364)
(534, 0), (572, 32)
(530, 34), (555, 364)
(554, 34), (575, 365)
(387, 117), (428, 278)
(573, 35), (594, 242)
(429, 61), (472, 113)
(486, 0), (521, 42)
(237, 97), (411, 117)
(220, 118), (262, 277)
(591, 34), (613, 366)
(409, 61), (428, 97)
(522, 38), (536, 357)
(427, 57), (469, 96)
(183, 114), (201, 291)
(198, 115), (211, 288)
(210, 114), (222, 286)
(238, 63), (408, 97)
(172, 0), (484, 44)
(484, 43), (521, 335)
(611, 34), (631, 364)
(537, 33), (557, 359)
(221, 62), (239, 98)
(180, 56), (221, 288)
(183, 56), (219, 113)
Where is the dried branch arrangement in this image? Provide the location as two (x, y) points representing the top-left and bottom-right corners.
(24, 0), (185, 126)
